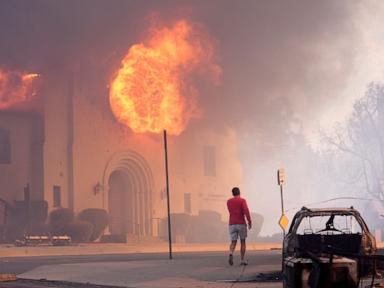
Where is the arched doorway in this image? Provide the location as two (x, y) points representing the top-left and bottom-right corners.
(103, 151), (154, 237)
(108, 170), (131, 234)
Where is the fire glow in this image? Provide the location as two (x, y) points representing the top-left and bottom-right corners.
(0, 69), (39, 110)
(109, 19), (221, 135)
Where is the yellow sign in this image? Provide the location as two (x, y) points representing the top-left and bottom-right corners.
(279, 214), (289, 230)
(278, 168), (285, 185)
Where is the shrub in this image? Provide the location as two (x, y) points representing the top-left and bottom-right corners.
(26, 223), (51, 235)
(9, 201), (48, 227)
(159, 213), (191, 241)
(187, 214), (226, 243)
(4, 225), (25, 243)
(77, 208), (109, 241)
(49, 208), (74, 226)
(61, 220), (93, 242)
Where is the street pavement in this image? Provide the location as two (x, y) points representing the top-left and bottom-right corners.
(0, 244), (283, 288)
(3, 243), (384, 287)
(18, 251), (282, 288)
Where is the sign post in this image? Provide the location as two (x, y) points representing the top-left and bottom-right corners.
(277, 168), (287, 237)
(277, 168), (287, 272)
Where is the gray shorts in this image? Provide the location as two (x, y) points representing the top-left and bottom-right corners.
(229, 224), (247, 241)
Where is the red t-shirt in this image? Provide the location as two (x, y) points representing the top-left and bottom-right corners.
(227, 196), (252, 225)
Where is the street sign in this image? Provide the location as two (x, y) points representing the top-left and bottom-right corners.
(279, 214), (289, 231)
(277, 168), (285, 185)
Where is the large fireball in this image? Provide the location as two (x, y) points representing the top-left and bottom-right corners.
(109, 20), (221, 135)
(0, 69), (39, 110)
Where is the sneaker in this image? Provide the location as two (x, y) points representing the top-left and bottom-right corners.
(240, 260), (248, 266)
(228, 254), (233, 266)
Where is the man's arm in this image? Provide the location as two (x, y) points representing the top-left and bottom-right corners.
(242, 199), (252, 229)
(227, 199), (230, 212)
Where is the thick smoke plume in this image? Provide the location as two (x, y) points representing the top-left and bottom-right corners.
(1, 0), (383, 235)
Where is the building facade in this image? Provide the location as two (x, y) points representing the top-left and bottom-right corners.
(0, 65), (243, 240)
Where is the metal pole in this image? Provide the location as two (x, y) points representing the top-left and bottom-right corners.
(280, 184), (285, 238)
(280, 184), (285, 274)
(164, 130), (173, 260)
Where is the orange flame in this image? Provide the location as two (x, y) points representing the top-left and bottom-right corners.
(0, 69), (39, 110)
(109, 19), (221, 135)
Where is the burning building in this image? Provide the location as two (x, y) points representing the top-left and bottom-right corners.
(0, 18), (244, 242)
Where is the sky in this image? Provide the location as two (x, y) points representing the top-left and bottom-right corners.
(1, 0), (384, 235)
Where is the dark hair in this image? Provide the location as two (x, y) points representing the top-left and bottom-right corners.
(232, 187), (240, 196)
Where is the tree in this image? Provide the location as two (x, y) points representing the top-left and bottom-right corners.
(321, 82), (384, 203)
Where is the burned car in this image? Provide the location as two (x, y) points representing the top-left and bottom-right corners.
(283, 207), (377, 288)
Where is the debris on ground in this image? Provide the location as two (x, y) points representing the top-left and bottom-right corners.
(0, 274), (17, 282)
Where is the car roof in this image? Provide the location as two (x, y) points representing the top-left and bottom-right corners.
(301, 207), (357, 212)
(288, 206), (370, 234)
(293, 207), (361, 217)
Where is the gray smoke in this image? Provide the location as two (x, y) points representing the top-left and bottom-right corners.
(1, 0), (381, 235)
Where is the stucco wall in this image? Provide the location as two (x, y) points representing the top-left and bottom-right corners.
(69, 66), (165, 217)
(0, 113), (43, 203)
(169, 126), (243, 220)
(68, 64), (242, 223)
(42, 71), (72, 210)
(39, 63), (242, 235)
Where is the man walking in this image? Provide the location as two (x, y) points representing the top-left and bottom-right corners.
(227, 187), (252, 266)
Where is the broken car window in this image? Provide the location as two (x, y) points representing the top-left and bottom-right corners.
(296, 215), (362, 235)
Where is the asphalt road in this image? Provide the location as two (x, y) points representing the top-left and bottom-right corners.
(0, 250), (282, 275)
(3, 250), (384, 288)
(0, 250), (282, 288)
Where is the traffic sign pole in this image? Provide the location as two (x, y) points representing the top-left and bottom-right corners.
(280, 184), (285, 237)
(277, 168), (287, 274)
(277, 168), (286, 237)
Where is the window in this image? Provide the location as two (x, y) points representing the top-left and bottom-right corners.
(297, 215), (362, 235)
(203, 145), (216, 176)
(53, 185), (61, 207)
(0, 128), (11, 164)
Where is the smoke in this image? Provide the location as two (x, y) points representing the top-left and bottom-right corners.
(0, 0), (359, 122)
(1, 0), (382, 235)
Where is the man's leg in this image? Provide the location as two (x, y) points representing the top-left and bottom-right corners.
(240, 239), (246, 262)
(230, 240), (237, 254)
(229, 240), (237, 265)
(239, 224), (248, 265)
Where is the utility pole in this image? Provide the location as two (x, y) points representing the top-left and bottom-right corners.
(163, 130), (173, 260)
